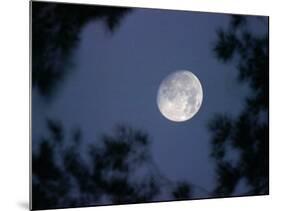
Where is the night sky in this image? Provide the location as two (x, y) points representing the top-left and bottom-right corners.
(32, 2), (269, 208)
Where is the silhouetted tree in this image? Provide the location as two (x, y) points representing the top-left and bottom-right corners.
(172, 182), (191, 200)
(32, 2), (131, 99)
(209, 15), (269, 197)
(32, 120), (192, 210)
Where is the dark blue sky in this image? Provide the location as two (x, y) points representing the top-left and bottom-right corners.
(32, 7), (267, 197)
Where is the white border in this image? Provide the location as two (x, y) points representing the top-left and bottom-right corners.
(0, 0), (279, 210)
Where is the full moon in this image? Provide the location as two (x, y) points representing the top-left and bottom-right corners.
(157, 70), (203, 122)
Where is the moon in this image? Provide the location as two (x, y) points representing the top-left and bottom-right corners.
(157, 70), (203, 122)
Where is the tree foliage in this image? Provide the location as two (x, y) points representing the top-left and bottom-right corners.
(209, 15), (269, 196)
(32, 2), (131, 99)
(32, 120), (191, 210)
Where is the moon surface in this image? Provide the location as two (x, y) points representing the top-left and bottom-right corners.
(157, 70), (203, 122)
